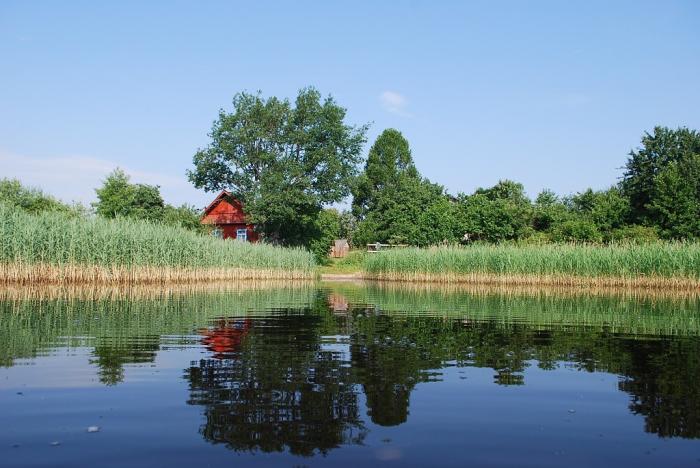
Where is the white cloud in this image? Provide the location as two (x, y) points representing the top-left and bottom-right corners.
(380, 91), (412, 117)
(0, 150), (211, 208)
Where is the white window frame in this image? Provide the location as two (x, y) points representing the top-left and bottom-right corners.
(236, 228), (248, 242)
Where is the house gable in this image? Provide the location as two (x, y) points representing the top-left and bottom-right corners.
(201, 191), (247, 225)
(200, 190), (259, 242)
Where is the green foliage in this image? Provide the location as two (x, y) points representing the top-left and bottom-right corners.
(94, 168), (165, 222)
(323, 249), (366, 273)
(0, 178), (77, 215)
(647, 154), (700, 239)
(551, 219), (603, 243)
(338, 211), (357, 246)
(567, 187), (629, 233)
(94, 169), (207, 232)
(309, 208), (342, 263)
(363, 243), (700, 280)
(351, 129), (457, 247)
(351, 129), (418, 219)
(353, 175), (454, 246)
(0, 203), (315, 272)
(532, 189), (570, 232)
(188, 87), (368, 246)
(608, 225), (659, 244)
(414, 195), (458, 246)
(622, 126), (700, 229)
(163, 204), (207, 233)
(455, 180), (532, 243)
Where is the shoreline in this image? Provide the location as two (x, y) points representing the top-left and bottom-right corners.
(1, 263), (698, 292)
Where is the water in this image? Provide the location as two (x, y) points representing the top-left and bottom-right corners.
(1, 283), (700, 467)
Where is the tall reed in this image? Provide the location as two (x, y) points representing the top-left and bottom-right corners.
(0, 204), (316, 283)
(362, 244), (700, 288)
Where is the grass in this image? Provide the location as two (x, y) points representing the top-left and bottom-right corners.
(0, 203), (316, 284)
(319, 250), (366, 275)
(362, 244), (700, 288)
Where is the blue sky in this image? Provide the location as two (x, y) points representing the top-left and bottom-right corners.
(1, 1), (698, 208)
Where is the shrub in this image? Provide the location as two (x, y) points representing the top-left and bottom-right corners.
(551, 220), (603, 243)
(608, 225), (659, 244)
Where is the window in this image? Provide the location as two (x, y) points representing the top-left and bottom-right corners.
(212, 228), (223, 239)
(236, 228), (247, 242)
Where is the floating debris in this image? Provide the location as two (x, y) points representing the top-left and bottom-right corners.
(568, 409), (576, 414)
(87, 426), (100, 433)
(50, 441), (61, 447)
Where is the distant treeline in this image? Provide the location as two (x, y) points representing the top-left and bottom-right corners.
(343, 126), (700, 248)
(187, 88), (700, 259)
(4, 88), (699, 262)
(0, 171), (205, 233)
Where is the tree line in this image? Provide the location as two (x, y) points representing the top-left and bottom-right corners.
(188, 87), (700, 258)
(3, 87), (698, 260)
(0, 168), (205, 233)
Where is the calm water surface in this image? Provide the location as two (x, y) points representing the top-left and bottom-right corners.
(1, 283), (700, 467)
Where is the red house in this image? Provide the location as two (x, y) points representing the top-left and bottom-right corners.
(201, 190), (259, 242)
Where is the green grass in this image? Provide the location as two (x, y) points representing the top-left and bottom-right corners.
(319, 250), (366, 275)
(0, 203), (316, 281)
(362, 244), (700, 284)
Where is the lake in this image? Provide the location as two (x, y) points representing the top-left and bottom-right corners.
(1, 282), (699, 467)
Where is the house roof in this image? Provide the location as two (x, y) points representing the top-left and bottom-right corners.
(202, 190), (236, 217)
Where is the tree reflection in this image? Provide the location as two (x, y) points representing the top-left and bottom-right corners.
(184, 298), (700, 454)
(350, 314), (422, 426)
(5, 287), (691, 451)
(186, 313), (367, 456)
(618, 339), (700, 438)
(90, 337), (159, 385)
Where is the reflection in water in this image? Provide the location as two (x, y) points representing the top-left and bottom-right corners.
(199, 319), (251, 359)
(181, 290), (700, 450)
(618, 339), (700, 438)
(187, 312), (367, 456)
(2, 283), (700, 464)
(90, 337), (160, 385)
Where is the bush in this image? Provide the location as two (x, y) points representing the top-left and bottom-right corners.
(0, 178), (76, 215)
(162, 204), (207, 233)
(609, 225), (659, 244)
(309, 209), (341, 264)
(551, 220), (603, 243)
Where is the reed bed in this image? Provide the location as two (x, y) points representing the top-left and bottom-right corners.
(0, 204), (316, 284)
(363, 244), (700, 289)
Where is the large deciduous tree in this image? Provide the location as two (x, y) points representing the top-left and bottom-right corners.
(188, 88), (368, 246)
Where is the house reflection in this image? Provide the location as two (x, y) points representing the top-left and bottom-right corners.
(186, 314), (367, 456)
(199, 319), (251, 359)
